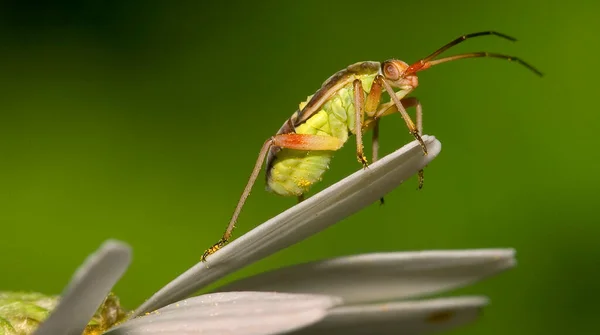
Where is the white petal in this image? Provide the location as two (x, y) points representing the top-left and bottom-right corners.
(134, 136), (441, 316)
(105, 292), (341, 335)
(216, 249), (515, 304)
(34, 240), (131, 335)
(291, 296), (488, 335)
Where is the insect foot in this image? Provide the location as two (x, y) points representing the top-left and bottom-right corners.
(418, 169), (425, 190)
(357, 154), (369, 169)
(201, 238), (228, 262)
(412, 131), (428, 156)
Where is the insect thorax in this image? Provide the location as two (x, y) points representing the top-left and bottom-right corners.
(266, 73), (378, 197)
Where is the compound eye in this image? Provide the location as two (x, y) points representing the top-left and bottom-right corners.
(382, 61), (400, 81)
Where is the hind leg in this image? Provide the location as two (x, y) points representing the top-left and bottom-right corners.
(202, 133), (344, 261)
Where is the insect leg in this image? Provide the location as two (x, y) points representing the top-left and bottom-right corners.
(376, 97), (422, 132)
(202, 137), (276, 261)
(365, 75), (384, 163)
(371, 119), (384, 205)
(365, 75), (384, 118)
(365, 75), (385, 204)
(202, 133), (343, 261)
(297, 194), (305, 203)
(375, 97), (425, 189)
(353, 79), (368, 168)
(372, 119), (380, 163)
(381, 79), (428, 155)
(365, 75), (384, 164)
(401, 97), (424, 189)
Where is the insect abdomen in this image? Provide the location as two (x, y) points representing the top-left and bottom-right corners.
(267, 146), (333, 197)
(266, 84), (364, 197)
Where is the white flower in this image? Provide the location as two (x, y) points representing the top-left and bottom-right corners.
(24, 135), (515, 335)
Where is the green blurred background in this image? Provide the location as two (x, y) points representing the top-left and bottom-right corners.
(0, 0), (598, 334)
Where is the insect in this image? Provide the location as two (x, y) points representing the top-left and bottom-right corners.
(202, 31), (542, 261)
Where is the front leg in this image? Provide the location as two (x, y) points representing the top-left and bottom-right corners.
(380, 80), (428, 155)
(375, 97), (425, 189)
(402, 97), (424, 189)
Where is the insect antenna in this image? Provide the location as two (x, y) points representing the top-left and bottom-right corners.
(423, 31), (516, 62)
(403, 31), (543, 76)
(426, 52), (543, 76)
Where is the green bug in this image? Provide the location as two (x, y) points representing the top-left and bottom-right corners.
(202, 31), (542, 260)
(0, 291), (126, 335)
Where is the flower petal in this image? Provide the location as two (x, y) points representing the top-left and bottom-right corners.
(134, 136), (441, 316)
(290, 296), (488, 335)
(216, 249), (515, 304)
(34, 240), (131, 335)
(105, 292), (341, 335)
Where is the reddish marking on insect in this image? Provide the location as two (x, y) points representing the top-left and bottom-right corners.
(274, 133), (306, 147)
(404, 60), (431, 76)
(272, 134), (343, 151)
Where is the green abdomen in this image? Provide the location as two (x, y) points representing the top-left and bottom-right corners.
(266, 85), (363, 197)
